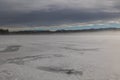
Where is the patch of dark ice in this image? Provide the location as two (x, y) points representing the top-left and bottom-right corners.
(0, 45), (21, 53)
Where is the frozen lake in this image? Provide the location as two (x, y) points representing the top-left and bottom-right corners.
(0, 31), (120, 80)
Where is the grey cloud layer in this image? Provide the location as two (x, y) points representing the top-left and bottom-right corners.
(0, 0), (120, 26)
(0, 0), (119, 12)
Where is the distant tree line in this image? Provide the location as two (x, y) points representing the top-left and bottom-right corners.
(11, 27), (120, 34)
(0, 29), (9, 34)
(0, 27), (120, 35)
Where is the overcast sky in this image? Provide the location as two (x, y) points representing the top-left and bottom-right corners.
(0, 0), (120, 27)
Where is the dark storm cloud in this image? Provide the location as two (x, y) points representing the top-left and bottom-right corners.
(0, 10), (120, 26)
(0, 0), (120, 26)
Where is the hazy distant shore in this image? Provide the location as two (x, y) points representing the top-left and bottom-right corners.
(0, 28), (120, 35)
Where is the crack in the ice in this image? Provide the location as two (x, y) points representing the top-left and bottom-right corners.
(62, 46), (99, 52)
(5, 54), (64, 65)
